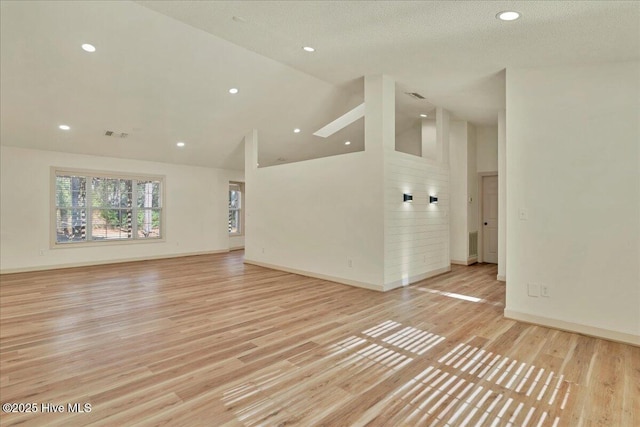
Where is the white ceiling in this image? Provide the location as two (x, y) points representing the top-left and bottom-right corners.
(2, 1), (639, 170)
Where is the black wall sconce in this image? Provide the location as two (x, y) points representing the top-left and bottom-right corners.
(429, 195), (438, 204)
(403, 193), (413, 202)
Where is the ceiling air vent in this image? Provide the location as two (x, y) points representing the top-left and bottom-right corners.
(105, 130), (128, 138)
(405, 92), (426, 100)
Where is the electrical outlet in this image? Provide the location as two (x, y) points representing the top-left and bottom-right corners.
(348, 259), (353, 268)
(527, 283), (540, 297)
(39, 249), (45, 256)
(423, 254), (427, 263)
(261, 247), (265, 254)
(541, 285), (550, 297)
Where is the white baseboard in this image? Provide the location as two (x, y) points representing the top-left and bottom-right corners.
(451, 258), (478, 266)
(0, 249), (229, 275)
(243, 259), (385, 292)
(384, 266), (452, 291)
(497, 274), (506, 282)
(229, 246), (245, 251)
(504, 309), (640, 347)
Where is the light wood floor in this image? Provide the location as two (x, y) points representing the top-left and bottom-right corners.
(1, 252), (638, 426)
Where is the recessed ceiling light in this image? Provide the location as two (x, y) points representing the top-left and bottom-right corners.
(81, 43), (96, 52)
(229, 88), (239, 94)
(293, 128), (301, 133)
(496, 11), (520, 21)
(303, 46), (315, 52)
(344, 141), (351, 145)
(420, 114), (427, 118)
(59, 124), (70, 130)
(176, 142), (185, 147)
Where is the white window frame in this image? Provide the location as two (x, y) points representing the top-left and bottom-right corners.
(50, 167), (165, 248)
(229, 182), (244, 236)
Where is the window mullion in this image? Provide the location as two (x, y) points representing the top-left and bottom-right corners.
(132, 180), (138, 239)
(86, 176), (93, 241)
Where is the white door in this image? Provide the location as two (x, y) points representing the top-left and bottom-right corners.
(482, 175), (499, 264)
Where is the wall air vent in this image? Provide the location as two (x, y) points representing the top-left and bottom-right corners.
(405, 92), (426, 100)
(105, 131), (128, 138)
(469, 231), (478, 257)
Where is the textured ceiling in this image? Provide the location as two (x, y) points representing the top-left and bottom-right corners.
(138, 0), (640, 123)
(1, 1), (639, 170)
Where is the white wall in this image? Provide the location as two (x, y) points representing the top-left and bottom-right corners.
(505, 61), (640, 344)
(449, 121), (480, 263)
(384, 150), (450, 288)
(0, 146), (242, 273)
(229, 235), (244, 249)
(395, 123), (421, 157)
(394, 119), (438, 160)
(244, 75), (450, 292)
(243, 76), (391, 290)
(244, 150), (385, 289)
(477, 125), (498, 173)
(498, 111), (507, 281)
(449, 121), (469, 263)
(244, 145), (450, 292)
(422, 119), (437, 161)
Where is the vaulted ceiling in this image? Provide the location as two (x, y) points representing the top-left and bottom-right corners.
(2, 1), (638, 170)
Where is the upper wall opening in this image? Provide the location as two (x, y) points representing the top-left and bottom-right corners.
(395, 82), (437, 159)
(257, 78), (364, 168)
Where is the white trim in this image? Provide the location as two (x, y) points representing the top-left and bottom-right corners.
(504, 309), (640, 347)
(384, 266), (452, 291)
(229, 246), (245, 251)
(53, 238), (166, 249)
(0, 250), (228, 275)
(497, 274), (506, 281)
(243, 259), (385, 292)
(53, 166), (165, 182)
(451, 258), (478, 266)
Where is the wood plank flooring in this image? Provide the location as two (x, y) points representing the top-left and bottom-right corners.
(0, 252), (638, 426)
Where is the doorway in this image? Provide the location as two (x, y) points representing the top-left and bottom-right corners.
(481, 175), (498, 264)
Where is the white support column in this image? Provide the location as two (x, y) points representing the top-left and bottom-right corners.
(364, 74), (395, 289)
(364, 74), (395, 155)
(243, 129), (258, 261)
(436, 107), (450, 165)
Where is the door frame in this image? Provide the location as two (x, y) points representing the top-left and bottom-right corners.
(478, 172), (498, 263)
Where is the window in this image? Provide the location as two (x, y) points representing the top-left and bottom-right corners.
(53, 169), (163, 244)
(229, 182), (243, 235)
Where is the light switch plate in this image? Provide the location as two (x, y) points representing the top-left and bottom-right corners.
(541, 285), (550, 297)
(519, 208), (528, 220)
(527, 283), (540, 297)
